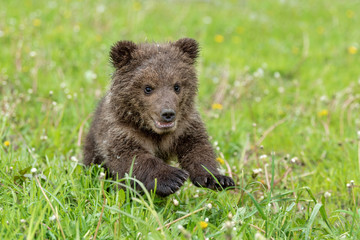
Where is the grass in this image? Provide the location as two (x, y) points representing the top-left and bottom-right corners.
(1, 0), (360, 239)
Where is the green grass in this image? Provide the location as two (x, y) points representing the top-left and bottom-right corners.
(1, 0), (360, 239)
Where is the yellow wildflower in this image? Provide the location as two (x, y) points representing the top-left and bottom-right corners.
(214, 35), (224, 43)
(216, 157), (225, 165)
(33, 19), (41, 27)
(346, 10), (354, 18)
(317, 26), (324, 35)
(199, 221), (208, 229)
(292, 46), (299, 55)
(4, 140), (10, 147)
(63, 10), (71, 19)
(133, 1), (141, 11)
(348, 46), (357, 55)
(236, 26), (244, 34)
(212, 103), (223, 110)
(318, 109), (328, 117)
(95, 35), (102, 42)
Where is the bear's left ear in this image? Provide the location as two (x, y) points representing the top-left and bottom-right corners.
(174, 38), (199, 63)
(110, 40), (138, 69)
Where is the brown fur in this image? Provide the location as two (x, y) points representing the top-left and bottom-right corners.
(83, 38), (234, 197)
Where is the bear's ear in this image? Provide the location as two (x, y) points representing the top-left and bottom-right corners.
(110, 41), (137, 68)
(174, 38), (199, 63)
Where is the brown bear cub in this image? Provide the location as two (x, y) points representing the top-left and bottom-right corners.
(83, 38), (234, 197)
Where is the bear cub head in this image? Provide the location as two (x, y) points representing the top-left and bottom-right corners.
(109, 38), (199, 135)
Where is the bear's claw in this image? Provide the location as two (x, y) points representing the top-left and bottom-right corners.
(154, 167), (189, 197)
(192, 175), (235, 190)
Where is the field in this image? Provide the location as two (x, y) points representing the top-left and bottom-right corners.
(1, 0), (360, 239)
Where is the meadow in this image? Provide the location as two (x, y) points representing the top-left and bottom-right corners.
(1, 0), (359, 239)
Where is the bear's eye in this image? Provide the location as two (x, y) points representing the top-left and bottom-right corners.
(174, 84), (180, 93)
(144, 86), (153, 94)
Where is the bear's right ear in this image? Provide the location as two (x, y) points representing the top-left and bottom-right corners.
(110, 41), (137, 69)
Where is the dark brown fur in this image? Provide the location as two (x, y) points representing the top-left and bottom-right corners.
(83, 38), (234, 197)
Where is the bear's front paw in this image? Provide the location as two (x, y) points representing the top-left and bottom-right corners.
(192, 175), (235, 190)
(153, 167), (189, 197)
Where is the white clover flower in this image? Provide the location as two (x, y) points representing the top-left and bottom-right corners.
(29, 51), (37, 57)
(205, 217), (209, 222)
(85, 70), (97, 81)
(207, 203), (212, 209)
(324, 192), (331, 198)
(49, 215), (56, 221)
(99, 172), (106, 180)
(320, 95), (328, 102)
(173, 199), (179, 206)
(255, 232), (266, 240)
(202, 16), (212, 24)
(291, 157), (298, 163)
(259, 154), (267, 160)
(31, 168), (37, 173)
(96, 5), (106, 13)
(252, 168), (262, 174)
(70, 156), (78, 162)
(20, 219), (26, 223)
(274, 72), (281, 78)
(224, 221), (234, 229)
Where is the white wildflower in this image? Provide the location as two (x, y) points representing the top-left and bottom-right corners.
(29, 51), (37, 57)
(259, 154), (267, 160)
(85, 70), (97, 81)
(324, 192), (331, 198)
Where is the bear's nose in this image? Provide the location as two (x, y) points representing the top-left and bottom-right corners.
(161, 109), (176, 122)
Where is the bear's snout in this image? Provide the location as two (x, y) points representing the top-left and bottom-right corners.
(161, 109), (176, 123)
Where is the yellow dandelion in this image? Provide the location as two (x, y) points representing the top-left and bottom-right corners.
(216, 157), (225, 165)
(4, 140), (10, 147)
(346, 10), (354, 18)
(318, 109), (328, 117)
(236, 26), (244, 34)
(133, 1), (142, 11)
(95, 34), (102, 42)
(292, 46), (299, 55)
(348, 46), (358, 55)
(33, 19), (41, 27)
(199, 221), (208, 229)
(214, 35), (224, 43)
(212, 103), (223, 110)
(317, 26), (324, 35)
(63, 10), (71, 19)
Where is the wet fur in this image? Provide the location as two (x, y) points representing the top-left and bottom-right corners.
(83, 38), (234, 197)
